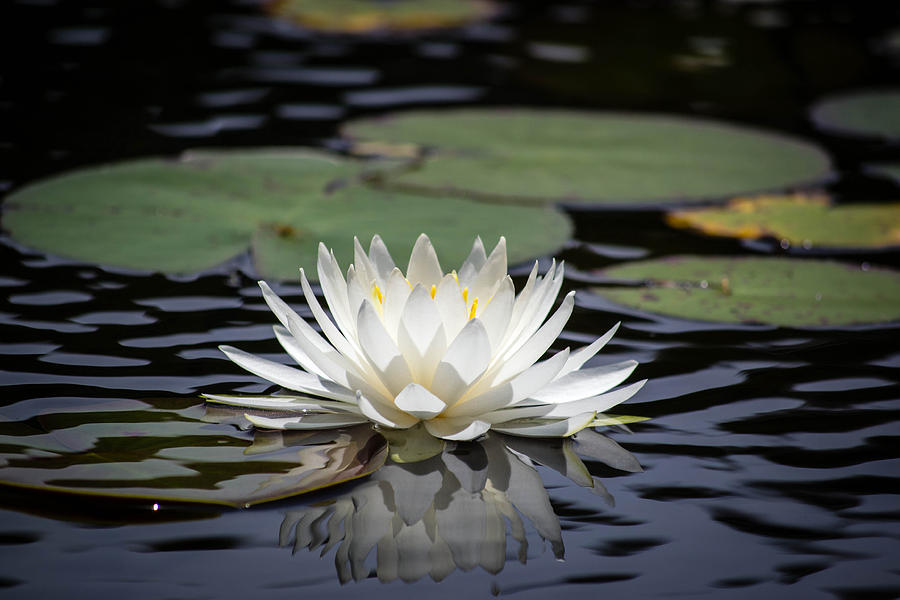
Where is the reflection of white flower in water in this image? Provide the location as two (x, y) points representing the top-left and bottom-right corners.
(280, 429), (641, 584)
(208, 234), (644, 440)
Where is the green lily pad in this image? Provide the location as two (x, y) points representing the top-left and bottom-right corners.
(267, 0), (496, 33)
(867, 163), (900, 185)
(592, 256), (900, 327)
(343, 109), (832, 205)
(811, 89), (900, 140)
(2, 149), (572, 281)
(0, 402), (387, 507)
(666, 193), (900, 249)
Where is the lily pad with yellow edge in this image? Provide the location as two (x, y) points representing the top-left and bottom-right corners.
(592, 256), (900, 327)
(666, 193), (900, 250)
(267, 0), (497, 34)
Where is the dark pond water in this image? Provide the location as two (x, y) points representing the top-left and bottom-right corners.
(2, 1), (900, 598)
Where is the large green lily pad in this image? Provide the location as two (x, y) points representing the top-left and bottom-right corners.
(343, 109), (832, 205)
(666, 193), (900, 249)
(0, 401), (387, 507)
(2, 149), (572, 281)
(811, 89), (900, 140)
(592, 256), (900, 327)
(267, 0), (496, 33)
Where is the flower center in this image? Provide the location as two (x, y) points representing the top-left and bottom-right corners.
(370, 278), (481, 320)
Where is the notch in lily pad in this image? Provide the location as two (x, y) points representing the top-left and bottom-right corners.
(343, 109), (832, 206)
(591, 256), (900, 327)
(666, 193), (900, 251)
(2, 149), (572, 281)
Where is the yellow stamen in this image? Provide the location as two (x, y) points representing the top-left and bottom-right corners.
(462, 287), (468, 304)
(451, 271), (460, 286)
(372, 283), (384, 305)
(468, 297), (479, 320)
(430, 284), (437, 299)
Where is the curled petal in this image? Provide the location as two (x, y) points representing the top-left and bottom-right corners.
(424, 417), (491, 441)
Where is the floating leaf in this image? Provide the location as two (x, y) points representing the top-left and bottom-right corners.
(3, 149), (572, 281)
(592, 256), (900, 327)
(267, 0), (497, 33)
(0, 402), (387, 507)
(867, 163), (900, 185)
(811, 89), (900, 140)
(343, 109), (831, 205)
(666, 193), (900, 249)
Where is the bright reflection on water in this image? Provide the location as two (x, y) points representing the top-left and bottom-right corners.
(279, 428), (640, 584)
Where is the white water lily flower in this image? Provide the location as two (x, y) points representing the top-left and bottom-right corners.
(207, 234), (645, 441)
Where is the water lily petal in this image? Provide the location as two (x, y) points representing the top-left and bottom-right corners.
(530, 360), (639, 403)
(394, 383), (447, 420)
(556, 322), (621, 379)
(450, 348), (570, 417)
(272, 325), (329, 379)
(476, 275), (515, 352)
(258, 281), (331, 354)
(345, 265), (368, 327)
(357, 391), (418, 429)
(433, 273), (468, 342)
(368, 234), (397, 283)
(317, 244), (355, 340)
(505, 261), (539, 337)
(493, 411), (596, 438)
(382, 268), (412, 340)
(406, 233), (443, 288)
(245, 412), (369, 430)
(218, 345), (356, 402)
(299, 267), (361, 364)
(203, 393), (360, 413)
(356, 300), (414, 396)
(457, 236), (487, 286)
(572, 429), (644, 473)
(539, 379), (647, 418)
(397, 284), (447, 382)
(469, 236), (507, 302)
(496, 261), (559, 357)
(490, 291), (575, 385)
(430, 318), (492, 405)
(424, 417), (491, 441)
(353, 236), (378, 285)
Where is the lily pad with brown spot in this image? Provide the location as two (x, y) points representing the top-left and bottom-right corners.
(3, 149), (572, 281)
(592, 256), (900, 327)
(666, 193), (900, 250)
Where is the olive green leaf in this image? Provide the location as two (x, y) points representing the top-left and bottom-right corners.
(267, 0), (497, 33)
(343, 109), (831, 205)
(811, 89), (900, 140)
(592, 256), (900, 327)
(3, 149), (572, 281)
